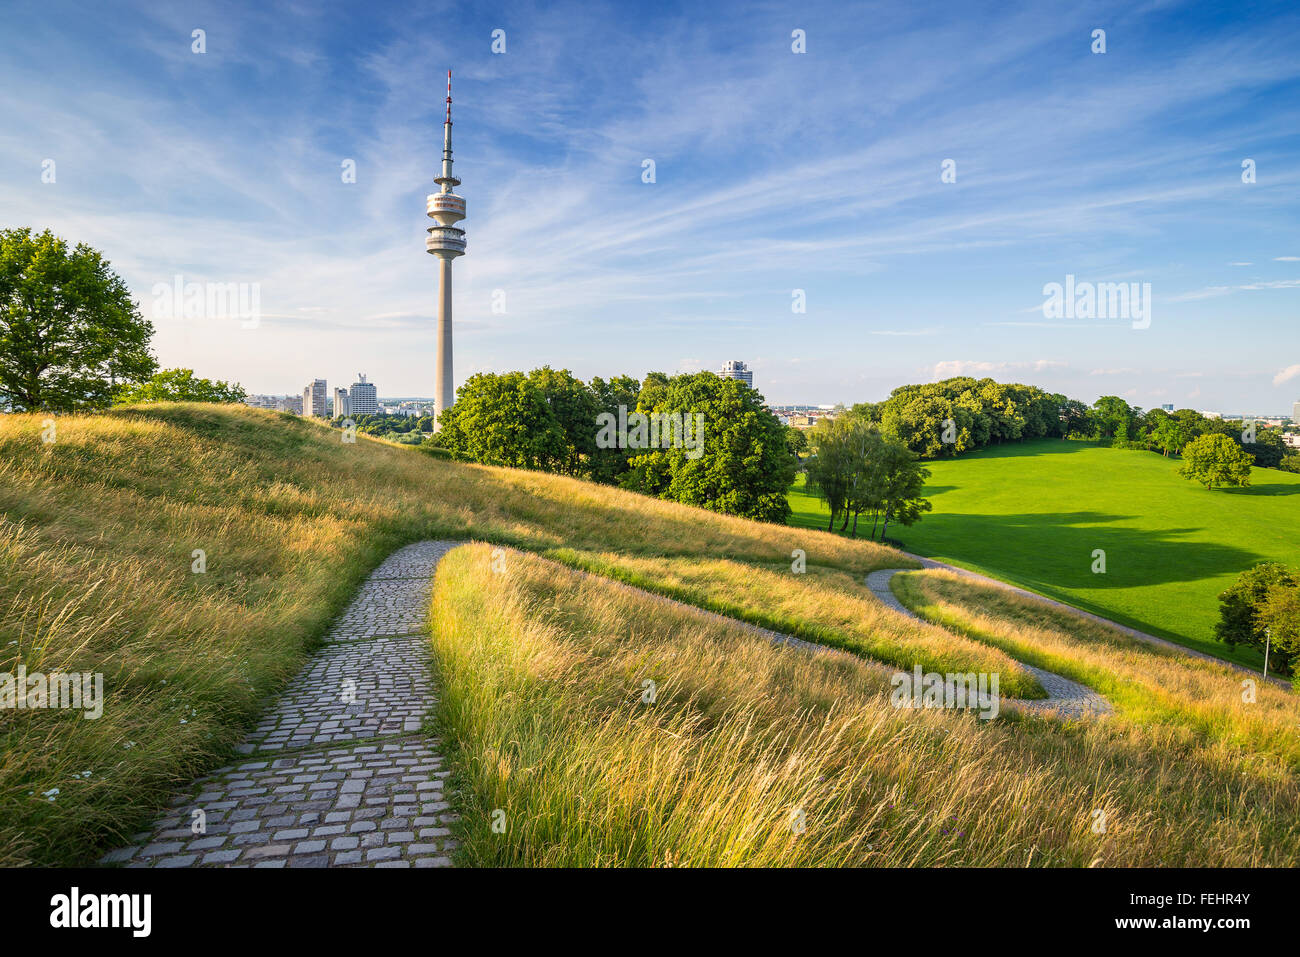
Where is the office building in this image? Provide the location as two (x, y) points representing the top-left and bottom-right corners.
(302, 379), (328, 418)
(349, 374), (378, 415)
(719, 360), (753, 388)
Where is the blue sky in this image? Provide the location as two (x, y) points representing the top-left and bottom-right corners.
(3, 0), (1299, 410)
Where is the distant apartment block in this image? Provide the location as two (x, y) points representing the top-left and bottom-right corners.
(275, 395), (303, 414)
(244, 394), (280, 409)
(302, 379), (329, 418)
(333, 388), (350, 419)
(1293, 400), (1300, 423)
(350, 374), (379, 415)
(719, 360), (753, 388)
(1200, 410), (1222, 420)
(1161, 403), (1174, 412)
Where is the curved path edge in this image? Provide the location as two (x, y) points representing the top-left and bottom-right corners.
(893, 551), (1289, 689)
(548, 552), (1110, 719)
(865, 569), (1111, 718)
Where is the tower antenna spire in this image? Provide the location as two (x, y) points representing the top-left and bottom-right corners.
(445, 69), (452, 124)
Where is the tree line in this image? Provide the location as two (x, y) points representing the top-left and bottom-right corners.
(858, 376), (1298, 475)
(431, 367), (797, 523)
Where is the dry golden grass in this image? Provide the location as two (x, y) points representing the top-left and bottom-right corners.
(433, 545), (1300, 866)
(891, 570), (1300, 771)
(545, 549), (1044, 698)
(0, 403), (902, 866)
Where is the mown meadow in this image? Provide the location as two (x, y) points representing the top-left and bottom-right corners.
(789, 439), (1300, 670)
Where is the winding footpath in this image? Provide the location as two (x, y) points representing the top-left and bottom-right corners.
(102, 541), (459, 869)
(864, 569), (1112, 718)
(103, 538), (1147, 868)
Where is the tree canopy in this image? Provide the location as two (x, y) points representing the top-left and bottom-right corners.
(113, 368), (246, 405)
(0, 227), (156, 411)
(1178, 433), (1253, 490)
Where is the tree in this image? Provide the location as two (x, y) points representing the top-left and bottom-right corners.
(588, 374), (641, 485)
(527, 366), (600, 477)
(1241, 428), (1286, 469)
(1150, 417), (1186, 457)
(804, 419), (855, 531)
(436, 372), (568, 471)
(621, 372), (795, 523)
(113, 368), (246, 405)
(1091, 396), (1134, 441)
(1178, 433), (1253, 490)
(784, 425), (809, 459)
(1059, 399), (1092, 438)
(877, 441), (932, 540)
(0, 227), (156, 410)
(1215, 562), (1297, 650)
(1257, 583), (1300, 675)
(1279, 453), (1300, 474)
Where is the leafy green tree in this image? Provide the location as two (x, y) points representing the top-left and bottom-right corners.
(1178, 433), (1253, 490)
(1059, 399), (1092, 437)
(1091, 396), (1134, 441)
(621, 372), (795, 523)
(0, 227), (156, 411)
(1241, 427), (1286, 469)
(1215, 563), (1296, 649)
(1150, 417), (1186, 457)
(588, 374), (641, 485)
(1257, 583), (1300, 675)
(842, 424), (888, 538)
(784, 425), (809, 459)
(1279, 453), (1300, 474)
(804, 418), (856, 531)
(113, 368), (246, 405)
(877, 441), (932, 540)
(527, 366), (600, 477)
(437, 372), (568, 471)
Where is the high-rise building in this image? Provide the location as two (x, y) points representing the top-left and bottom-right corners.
(349, 374), (378, 415)
(302, 379), (328, 418)
(719, 360), (754, 388)
(426, 70), (467, 430)
(1293, 400), (1300, 422)
(333, 388), (350, 419)
(1161, 403), (1174, 412)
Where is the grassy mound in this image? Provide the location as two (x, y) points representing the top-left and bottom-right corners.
(431, 545), (1300, 866)
(0, 403), (906, 866)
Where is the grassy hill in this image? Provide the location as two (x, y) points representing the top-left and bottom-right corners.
(3, 407), (1297, 867)
(0, 403), (922, 866)
(789, 439), (1300, 669)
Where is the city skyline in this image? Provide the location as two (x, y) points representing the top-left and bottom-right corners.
(2, 1), (1298, 409)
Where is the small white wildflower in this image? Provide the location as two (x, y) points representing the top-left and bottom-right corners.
(43, 788), (59, 801)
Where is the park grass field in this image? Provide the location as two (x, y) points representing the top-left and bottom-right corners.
(788, 439), (1300, 670)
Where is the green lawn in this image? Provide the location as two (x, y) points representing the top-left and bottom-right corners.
(788, 439), (1300, 669)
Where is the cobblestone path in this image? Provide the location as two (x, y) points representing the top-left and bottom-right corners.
(101, 540), (460, 868)
(865, 568), (1112, 718)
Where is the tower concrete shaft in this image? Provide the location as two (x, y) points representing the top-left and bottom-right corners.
(426, 69), (466, 429)
(435, 257), (453, 421)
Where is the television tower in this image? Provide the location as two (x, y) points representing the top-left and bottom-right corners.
(426, 69), (466, 428)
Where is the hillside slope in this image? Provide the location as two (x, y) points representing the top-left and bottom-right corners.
(0, 403), (908, 866)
